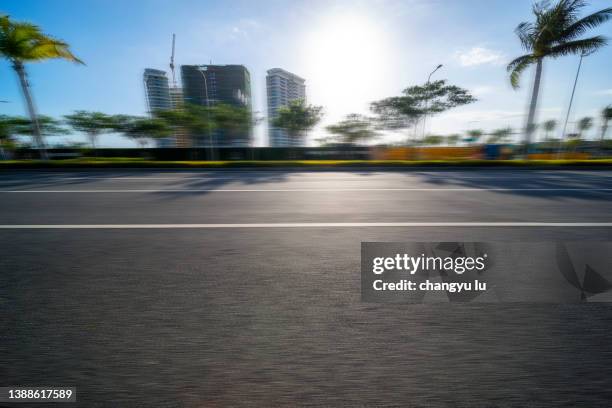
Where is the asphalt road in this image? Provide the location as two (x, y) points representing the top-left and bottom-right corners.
(2, 169), (612, 407)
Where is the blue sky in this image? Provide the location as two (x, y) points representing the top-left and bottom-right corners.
(1, 0), (611, 147)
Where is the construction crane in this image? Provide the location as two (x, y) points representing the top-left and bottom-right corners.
(169, 33), (177, 88)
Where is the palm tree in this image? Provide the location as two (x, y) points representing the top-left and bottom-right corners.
(0, 15), (83, 159)
(543, 119), (558, 140)
(507, 0), (612, 149)
(600, 105), (612, 141)
(576, 116), (593, 138)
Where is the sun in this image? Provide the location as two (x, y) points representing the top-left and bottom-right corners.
(301, 14), (391, 120)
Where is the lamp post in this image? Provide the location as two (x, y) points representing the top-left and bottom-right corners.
(197, 68), (214, 160)
(561, 50), (593, 141)
(557, 50), (593, 158)
(421, 64), (443, 140)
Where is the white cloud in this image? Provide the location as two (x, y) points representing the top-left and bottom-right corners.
(455, 47), (506, 67)
(594, 89), (612, 96)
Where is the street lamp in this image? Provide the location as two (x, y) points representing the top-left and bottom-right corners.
(421, 64), (443, 139)
(428, 64), (443, 83)
(561, 50), (593, 141)
(197, 68), (215, 160)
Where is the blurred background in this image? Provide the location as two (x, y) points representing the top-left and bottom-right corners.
(1, 0), (611, 159)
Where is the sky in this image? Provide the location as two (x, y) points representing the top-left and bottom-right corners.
(1, 0), (612, 147)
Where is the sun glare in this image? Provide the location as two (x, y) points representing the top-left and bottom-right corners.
(302, 14), (391, 121)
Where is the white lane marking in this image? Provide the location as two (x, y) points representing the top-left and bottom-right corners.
(1, 174), (610, 182)
(2, 173), (610, 179)
(0, 188), (611, 193)
(0, 222), (611, 229)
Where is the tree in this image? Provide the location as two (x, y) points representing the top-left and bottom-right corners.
(488, 127), (513, 144)
(325, 114), (378, 145)
(0, 115), (19, 138)
(371, 80), (476, 143)
(0, 115), (18, 159)
(507, 0), (612, 148)
(600, 104), (612, 141)
(446, 134), (461, 146)
(272, 99), (323, 146)
(465, 129), (484, 144)
(156, 104), (219, 148)
(0, 15), (83, 158)
(422, 135), (444, 145)
(576, 116), (593, 138)
(209, 103), (256, 146)
(9, 115), (68, 137)
(112, 115), (170, 147)
(64, 111), (114, 148)
(543, 119), (558, 140)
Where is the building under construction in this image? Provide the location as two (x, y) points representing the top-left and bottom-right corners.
(181, 64), (252, 147)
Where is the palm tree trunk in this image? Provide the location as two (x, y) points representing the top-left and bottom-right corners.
(13, 61), (48, 160)
(524, 58), (543, 154)
(601, 120), (609, 142)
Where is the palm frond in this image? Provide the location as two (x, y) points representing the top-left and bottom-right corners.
(507, 55), (535, 89)
(515, 22), (536, 50)
(559, 7), (612, 41)
(26, 38), (84, 64)
(565, 0), (588, 20)
(0, 16), (83, 64)
(548, 35), (607, 57)
(0, 15), (10, 33)
(12, 23), (41, 42)
(532, 0), (551, 18)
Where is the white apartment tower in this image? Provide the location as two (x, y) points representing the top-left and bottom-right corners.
(144, 68), (172, 113)
(266, 68), (306, 147)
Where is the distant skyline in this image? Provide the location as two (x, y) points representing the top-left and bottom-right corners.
(1, 0), (611, 147)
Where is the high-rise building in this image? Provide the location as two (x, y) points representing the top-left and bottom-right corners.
(143, 68), (174, 147)
(143, 68), (172, 113)
(181, 64), (252, 146)
(266, 68), (306, 147)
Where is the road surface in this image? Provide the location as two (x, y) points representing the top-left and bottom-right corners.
(2, 169), (612, 407)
